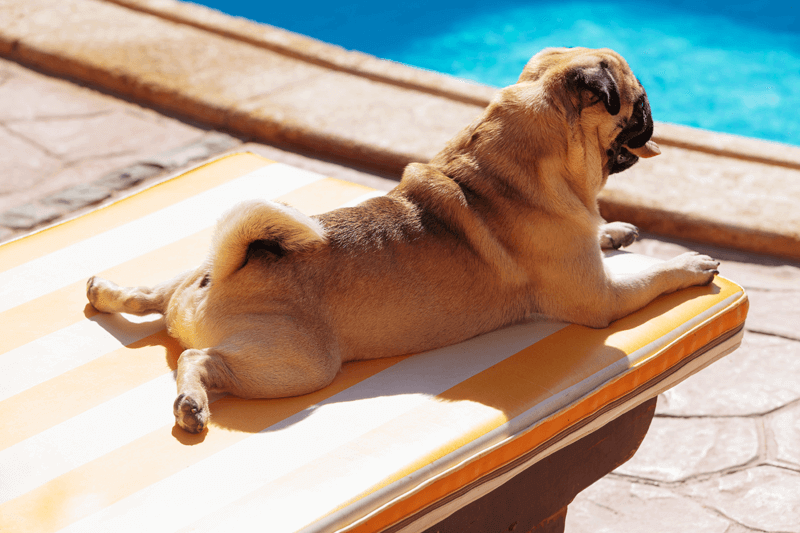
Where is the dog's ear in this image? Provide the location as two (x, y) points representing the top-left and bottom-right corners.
(568, 61), (621, 116)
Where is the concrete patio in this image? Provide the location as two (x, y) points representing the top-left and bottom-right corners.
(1, 0), (799, 531)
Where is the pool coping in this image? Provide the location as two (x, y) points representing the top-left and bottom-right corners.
(106, 0), (800, 172)
(3, 0), (800, 260)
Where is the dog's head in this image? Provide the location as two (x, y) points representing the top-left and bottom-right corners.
(518, 47), (660, 175)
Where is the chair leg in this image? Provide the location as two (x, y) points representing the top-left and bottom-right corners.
(528, 505), (567, 533)
(422, 398), (657, 533)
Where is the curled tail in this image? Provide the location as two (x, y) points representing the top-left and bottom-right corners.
(209, 199), (327, 281)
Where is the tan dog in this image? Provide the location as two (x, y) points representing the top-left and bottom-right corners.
(87, 47), (719, 433)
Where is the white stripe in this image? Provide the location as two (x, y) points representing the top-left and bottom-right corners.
(57, 320), (567, 533)
(0, 164), (324, 313)
(0, 373), (177, 504)
(0, 313), (164, 402)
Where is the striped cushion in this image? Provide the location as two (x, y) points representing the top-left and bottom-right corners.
(0, 153), (748, 533)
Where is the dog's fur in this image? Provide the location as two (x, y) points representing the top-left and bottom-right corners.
(87, 48), (719, 433)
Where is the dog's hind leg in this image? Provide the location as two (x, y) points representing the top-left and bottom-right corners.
(87, 270), (190, 315)
(173, 323), (341, 433)
(173, 348), (236, 433)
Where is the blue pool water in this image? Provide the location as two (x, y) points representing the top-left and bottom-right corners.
(195, 0), (800, 146)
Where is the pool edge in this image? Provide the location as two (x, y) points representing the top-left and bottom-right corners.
(104, 0), (800, 172)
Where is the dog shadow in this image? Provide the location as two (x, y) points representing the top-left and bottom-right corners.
(84, 272), (722, 442)
(201, 277), (721, 437)
(83, 304), (183, 370)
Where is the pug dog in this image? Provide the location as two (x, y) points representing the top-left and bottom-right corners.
(87, 47), (719, 433)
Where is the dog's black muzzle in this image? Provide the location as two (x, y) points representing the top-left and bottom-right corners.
(608, 90), (654, 175)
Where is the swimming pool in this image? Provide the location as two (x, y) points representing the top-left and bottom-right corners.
(193, 0), (800, 146)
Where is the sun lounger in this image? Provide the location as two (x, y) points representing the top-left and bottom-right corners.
(0, 153), (748, 532)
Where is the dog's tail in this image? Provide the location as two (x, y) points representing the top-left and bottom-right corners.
(209, 199), (327, 282)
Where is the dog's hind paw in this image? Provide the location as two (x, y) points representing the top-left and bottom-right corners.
(173, 393), (209, 434)
(87, 276), (120, 313)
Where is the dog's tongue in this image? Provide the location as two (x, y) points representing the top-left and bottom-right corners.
(625, 140), (661, 158)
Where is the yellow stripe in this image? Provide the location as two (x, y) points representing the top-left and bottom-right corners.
(0, 153), (271, 273)
(0, 355), (410, 533)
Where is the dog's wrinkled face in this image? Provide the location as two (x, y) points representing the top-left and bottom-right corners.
(518, 47), (660, 175)
(607, 89), (655, 174)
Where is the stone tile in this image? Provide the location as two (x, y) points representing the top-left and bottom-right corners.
(745, 289), (800, 341)
(0, 57), (116, 122)
(682, 465), (800, 532)
(630, 237), (800, 339)
(94, 163), (164, 192)
(631, 236), (800, 333)
(657, 332), (800, 416)
(767, 401), (800, 468)
(142, 131), (241, 170)
(606, 145), (800, 245)
(5, 109), (204, 163)
(627, 237), (800, 291)
(0, 226), (14, 243)
(0, 126), (62, 198)
(716, 262), (800, 292)
(615, 415), (759, 482)
(8, 0), (327, 116)
(0, 64), (11, 86)
(0, 153), (148, 213)
(41, 183), (111, 210)
(235, 70), (484, 163)
(566, 477), (732, 533)
(0, 202), (64, 230)
(0, 0), (58, 41)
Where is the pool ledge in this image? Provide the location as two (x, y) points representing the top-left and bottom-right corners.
(2, 0), (799, 259)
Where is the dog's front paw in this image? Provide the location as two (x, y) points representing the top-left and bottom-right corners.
(173, 393), (209, 434)
(671, 252), (720, 287)
(600, 222), (639, 249)
(87, 276), (121, 313)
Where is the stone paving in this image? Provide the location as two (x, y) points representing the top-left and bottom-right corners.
(1, 1), (799, 531)
(0, 56), (391, 243)
(0, 56), (227, 240)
